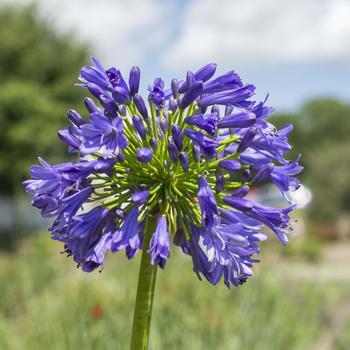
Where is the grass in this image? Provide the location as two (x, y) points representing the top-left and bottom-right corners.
(0, 233), (349, 349)
(336, 318), (350, 350)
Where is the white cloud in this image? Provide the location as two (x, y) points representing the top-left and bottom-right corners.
(46, 0), (175, 69)
(163, 0), (350, 69)
(3, 0), (174, 70)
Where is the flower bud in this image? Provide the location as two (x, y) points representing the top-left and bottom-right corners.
(252, 163), (274, 184)
(84, 97), (99, 113)
(194, 63), (217, 82)
(136, 147), (153, 163)
(215, 175), (225, 193)
(218, 110), (256, 129)
(219, 160), (241, 173)
(134, 94), (148, 120)
(169, 97), (178, 111)
(129, 66), (140, 95)
(160, 119), (167, 133)
(231, 185), (249, 198)
(58, 129), (80, 150)
(179, 63), (216, 93)
(80, 65), (109, 89)
(112, 86), (131, 104)
(185, 113), (217, 136)
(158, 130), (164, 140)
(186, 71), (195, 86)
(237, 127), (256, 153)
(168, 142), (178, 164)
(171, 124), (183, 150)
(132, 115), (146, 139)
(99, 95), (118, 117)
(192, 144), (201, 162)
(150, 137), (158, 150)
(87, 82), (106, 99)
(179, 82), (203, 109)
(179, 152), (189, 172)
(223, 196), (253, 211)
(67, 109), (85, 126)
(171, 78), (179, 97)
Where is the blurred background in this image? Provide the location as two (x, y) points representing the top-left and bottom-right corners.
(0, 1), (349, 349)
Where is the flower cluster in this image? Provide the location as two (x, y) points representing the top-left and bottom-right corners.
(24, 58), (302, 287)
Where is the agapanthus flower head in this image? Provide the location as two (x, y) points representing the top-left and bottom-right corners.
(24, 57), (302, 287)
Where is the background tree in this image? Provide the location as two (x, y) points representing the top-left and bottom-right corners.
(0, 4), (88, 195)
(272, 99), (350, 225)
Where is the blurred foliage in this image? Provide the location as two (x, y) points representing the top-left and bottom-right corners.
(283, 236), (323, 262)
(335, 318), (350, 350)
(271, 99), (350, 224)
(0, 233), (348, 350)
(0, 4), (88, 195)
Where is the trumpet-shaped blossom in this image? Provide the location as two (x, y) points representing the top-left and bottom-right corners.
(148, 215), (171, 268)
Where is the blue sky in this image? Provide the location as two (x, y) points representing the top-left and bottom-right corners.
(4, 0), (350, 112)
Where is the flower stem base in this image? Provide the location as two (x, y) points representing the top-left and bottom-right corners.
(130, 216), (158, 350)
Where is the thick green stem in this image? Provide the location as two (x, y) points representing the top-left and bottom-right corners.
(130, 216), (158, 350)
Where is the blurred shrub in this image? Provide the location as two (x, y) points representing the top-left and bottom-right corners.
(0, 4), (88, 195)
(283, 237), (323, 262)
(0, 234), (345, 350)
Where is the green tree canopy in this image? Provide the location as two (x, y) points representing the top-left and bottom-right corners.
(272, 98), (350, 223)
(0, 4), (88, 194)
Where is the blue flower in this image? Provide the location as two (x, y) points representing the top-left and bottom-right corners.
(217, 108), (256, 129)
(189, 212), (266, 287)
(24, 157), (67, 197)
(49, 186), (93, 234)
(202, 70), (242, 94)
(148, 215), (170, 268)
(79, 112), (127, 157)
(179, 63), (217, 93)
(185, 113), (218, 135)
(148, 78), (165, 106)
(198, 176), (218, 227)
(82, 232), (113, 272)
(179, 82), (203, 109)
(111, 207), (143, 259)
(79, 57), (111, 90)
(25, 58), (302, 287)
(184, 129), (218, 158)
(269, 155), (303, 195)
(57, 206), (111, 269)
(223, 196), (294, 245)
(199, 85), (255, 107)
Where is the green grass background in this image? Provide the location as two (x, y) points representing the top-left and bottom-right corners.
(0, 234), (349, 350)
